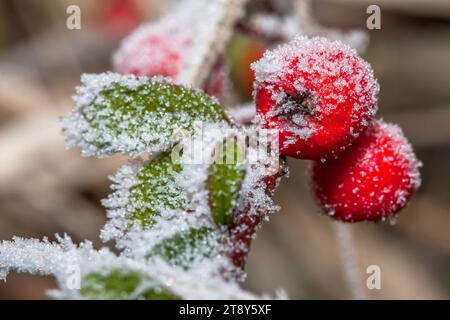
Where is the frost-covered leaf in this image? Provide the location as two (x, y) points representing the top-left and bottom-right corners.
(80, 268), (175, 300)
(208, 138), (245, 226)
(147, 227), (222, 269)
(0, 228), (275, 299)
(62, 72), (229, 157)
(130, 154), (185, 227)
(101, 153), (187, 243)
(0, 235), (82, 281)
(127, 155), (183, 226)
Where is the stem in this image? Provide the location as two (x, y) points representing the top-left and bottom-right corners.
(179, 0), (248, 87)
(332, 222), (367, 300)
(226, 156), (288, 272)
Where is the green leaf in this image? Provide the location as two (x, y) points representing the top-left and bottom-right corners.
(148, 227), (222, 269)
(208, 138), (245, 226)
(63, 73), (229, 157)
(80, 268), (175, 300)
(101, 152), (186, 241)
(129, 152), (185, 228)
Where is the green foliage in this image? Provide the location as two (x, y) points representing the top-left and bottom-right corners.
(148, 227), (222, 269)
(208, 138), (245, 226)
(129, 153), (185, 228)
(70, 74), (230, 156)
(67, 75), (246, 298)
(80, 268), (175, 300)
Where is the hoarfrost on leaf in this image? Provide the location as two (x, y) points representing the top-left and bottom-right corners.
(0, 235), (269, 300)
(62, 72), (229, 158)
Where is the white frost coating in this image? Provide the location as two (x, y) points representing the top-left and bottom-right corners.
(100, 160), (143, 242)
(177, 122), (234, 218)
(0, 235), (270, 300)
(100, 158), (189, 245)
(99, 118), (283, 276)
(361, 120), (422, 210)
(238, 133), (281, 217)
(112, 2), (192, 79)
(314, 119), (422, 221)
(178, 122), (280, 220)
(0, 235), (83, 282)
(176, 0), (248, 86)
(62, 72), (227, 158)
(8, 0), (291, 299)
(252, 36), (379, 151)
(251, 36), (376, 89)
(100, 122), (232, 258)
(61, 72), (173, 157)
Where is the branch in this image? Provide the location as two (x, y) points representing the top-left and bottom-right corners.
(177, 0), (248, 87)
(332, 222), (367, 299)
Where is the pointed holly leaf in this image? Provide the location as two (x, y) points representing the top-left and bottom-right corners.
(62, 72), (229, 157)
(147, 227), (222, 269)
(208, 138), (245, 226)
(80, 268), (176, 300)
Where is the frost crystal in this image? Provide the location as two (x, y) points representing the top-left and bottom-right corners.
(0, 235), (82, 282)
(252, 36), (379, 158)
(0, 235), (270, 300)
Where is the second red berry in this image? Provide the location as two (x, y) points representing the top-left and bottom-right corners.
(311, 120), (422, 222)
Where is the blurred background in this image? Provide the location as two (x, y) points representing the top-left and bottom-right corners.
(0, 0), (449, 299)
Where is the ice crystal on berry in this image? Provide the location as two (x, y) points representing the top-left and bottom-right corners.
(252, 36), (379, 160)
(312, 120), (422, 222)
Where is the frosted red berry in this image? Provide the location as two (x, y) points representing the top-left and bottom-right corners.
(252, 36), (379, 160)
(311, 120), (422, 222)
(101, 0), (142, 38)
(113, 20), (190, 78)
(113, 20), (226, 99)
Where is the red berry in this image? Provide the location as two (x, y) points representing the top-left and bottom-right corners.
(114, 20), (226, 99)
(311, 120), (422, 222)
(113, 20), (191, 78)
(101, 0), (142, 38)
(252, 37), (379, 160)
